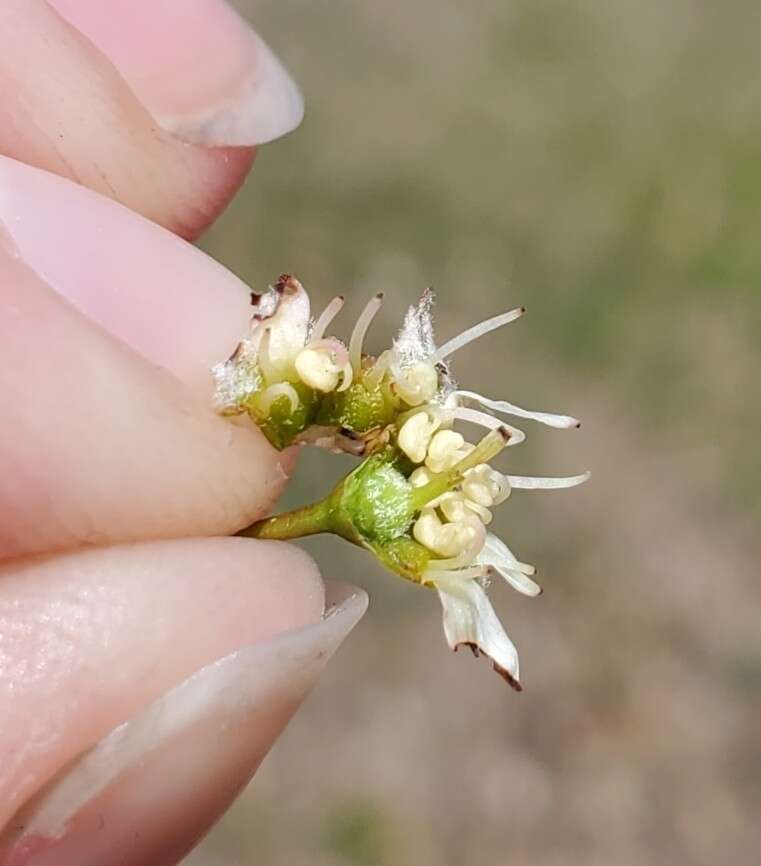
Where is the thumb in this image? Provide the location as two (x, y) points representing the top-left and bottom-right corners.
(0, 540), (366, 866)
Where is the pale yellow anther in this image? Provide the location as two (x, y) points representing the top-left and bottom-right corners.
(425, 430), (470, 473)
(398, 411), (441, 464)
(394, 362), (439, 406)
(463, 464), (511, 507)
(438, 492), (470, 523)
(295, 346), (342, 392)
(413, 508), (479, 558)
(409, 466), (434, 488)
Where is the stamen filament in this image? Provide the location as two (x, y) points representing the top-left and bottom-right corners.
(311, 296), (345, 340)
(261, 383), (301, 414)
(349, 293), (384, 374)
(455, 390), (580, 429)
(432, 307), (525, 363)
(425, 565), (491, 582)
(363, 349), (393, 390)
(451, 407), (527, 445)
(507, 471), (591, 489)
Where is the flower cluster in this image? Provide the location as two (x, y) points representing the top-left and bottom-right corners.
(219, 275), (589, 688)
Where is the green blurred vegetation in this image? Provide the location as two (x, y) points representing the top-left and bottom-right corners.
(191, 2), (761, 864)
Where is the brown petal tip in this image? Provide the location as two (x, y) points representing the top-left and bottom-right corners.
(454, 643), (522, 691)
(273, 273), (302, 294)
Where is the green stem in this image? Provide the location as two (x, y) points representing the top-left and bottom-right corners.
(240, 497), (334, 541)
(409, 427), (509, 510)
(239, 483), (362, 545)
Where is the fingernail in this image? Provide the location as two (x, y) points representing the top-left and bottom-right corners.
(47, 0), (304, 146)
(0, 155), (251, 397)
(1, 583), (367, 866)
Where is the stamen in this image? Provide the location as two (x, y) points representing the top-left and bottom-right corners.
(364, 349), (393, 389)
(451, 407), (526, 446)
(311, 296), (345, 341)
(336, 362), (354, 392)
(260, 382), (301, 414)
(349, 293), (384, 374)
(426, 540), (485, 571)
(425, 565), (491, 582)
(507, 471), (591, 489)
(463, 500), (493, 524)
(432, 307), (525, 363)
(455, 390), (580, 429)
(409, 428), (511, 511)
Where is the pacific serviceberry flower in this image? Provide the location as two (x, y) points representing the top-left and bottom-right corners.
(219, 275), (589, 688)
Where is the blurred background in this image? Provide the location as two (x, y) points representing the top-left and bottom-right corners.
(189, 1), (760, 863)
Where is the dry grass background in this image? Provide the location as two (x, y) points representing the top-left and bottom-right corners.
(188, 1), (761, 863)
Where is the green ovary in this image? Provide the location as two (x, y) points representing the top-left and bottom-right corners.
(316, 380), (397, 433)
(371, 536), (432, 584)
(243, 381), (319, 449)
(343, 454), (415, 542)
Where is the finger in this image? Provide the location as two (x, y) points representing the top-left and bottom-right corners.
(0, 248), (288, 559)
(0, 156), (255, 400)
(1, 577), (364, 866)
(0, 0), (303, 238)
(47, 0), (304, 147)
(0, 540), (359, 854)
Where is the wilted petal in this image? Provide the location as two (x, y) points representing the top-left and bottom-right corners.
(435, 576), (521, 689)
(252, 275), (311, 378)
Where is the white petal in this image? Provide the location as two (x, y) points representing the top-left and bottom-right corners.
(434, 577), (521, 689)
(507, 471), (591, 489)
(252, 277), (311, 377)
(491, 564), (542, 597)
(454, 390), (580, 430)
(478, 533), (541, 597)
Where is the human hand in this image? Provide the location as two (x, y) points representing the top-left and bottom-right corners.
(0, 3), (366, 863)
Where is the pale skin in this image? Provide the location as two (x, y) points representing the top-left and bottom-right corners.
(0, 3), (359, 863)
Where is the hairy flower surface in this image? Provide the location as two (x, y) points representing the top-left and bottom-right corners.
(221, 275), (589, 688)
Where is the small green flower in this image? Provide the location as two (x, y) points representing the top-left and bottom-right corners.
(219, 275), (590, 688)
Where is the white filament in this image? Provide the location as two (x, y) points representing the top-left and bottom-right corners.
(455, 390), (580, 430)
(451, 407), (526, 446)
(311, 296), (345, 341)
(349, 293), (384, 374)
(432, 307), (525, 363)
(506, 471), (591, 489)
(425, 565), (491, 582)
(260, 382), (301, 414)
